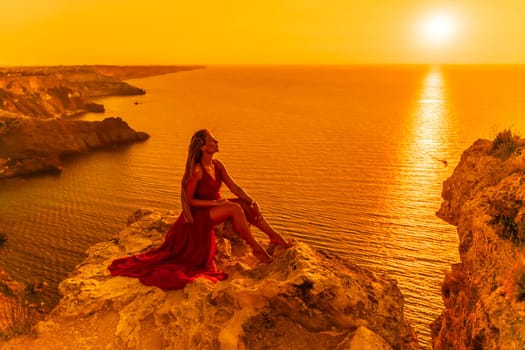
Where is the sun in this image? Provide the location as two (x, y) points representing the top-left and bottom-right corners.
(419, 13), (457, 46)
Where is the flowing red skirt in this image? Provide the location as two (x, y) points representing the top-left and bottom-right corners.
(108, 208), (227, 290)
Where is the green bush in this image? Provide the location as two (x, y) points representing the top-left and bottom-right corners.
(490, 196), (525, 244)
(493, 214), (525, 245)
(492, 129), (520, 159)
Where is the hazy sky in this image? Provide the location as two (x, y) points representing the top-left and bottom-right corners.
(1, 0), (524, 65)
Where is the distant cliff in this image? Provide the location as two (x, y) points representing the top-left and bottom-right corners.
(432, 131), (525, 349)
(0, 65), (199, 178)
(1, 209), (419, 350)
(0, 65), (200, 118)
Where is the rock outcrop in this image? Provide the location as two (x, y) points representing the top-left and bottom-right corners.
(432, 132), (525, 349)
(1, 209), (418, 350)
(0, 115), (148, 178)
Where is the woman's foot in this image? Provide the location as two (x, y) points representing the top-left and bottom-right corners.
(252, 246), (273, 264)
(269, 233), (292, 248)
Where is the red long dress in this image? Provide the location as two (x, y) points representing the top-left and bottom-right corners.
(108, 163), (228, 289)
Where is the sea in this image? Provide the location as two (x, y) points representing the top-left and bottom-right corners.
(2, 65), (525, 348)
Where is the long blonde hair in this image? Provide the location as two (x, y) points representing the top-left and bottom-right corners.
(181, 129), (209, 222)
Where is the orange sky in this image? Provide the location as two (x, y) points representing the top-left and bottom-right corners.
(1, 0), (524, 65)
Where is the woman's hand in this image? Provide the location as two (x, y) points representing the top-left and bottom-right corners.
(248, 200), (262, 223)
(249, 200), (260, 211)
(215, 198), (229, 206)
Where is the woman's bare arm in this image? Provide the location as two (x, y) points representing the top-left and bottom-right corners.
(215, 160), (254, 203)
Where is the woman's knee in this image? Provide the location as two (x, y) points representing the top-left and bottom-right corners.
(209, 202), (246, 225)
(210, 203), (241, 223)
(227, 202), (244, 217)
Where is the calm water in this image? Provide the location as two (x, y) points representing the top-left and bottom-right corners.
(2, 65), (525, 348)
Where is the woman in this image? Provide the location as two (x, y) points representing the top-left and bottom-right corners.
(108, 129), (291, 290)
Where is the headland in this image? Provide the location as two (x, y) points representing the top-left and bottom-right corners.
(0, 65), (202, 178)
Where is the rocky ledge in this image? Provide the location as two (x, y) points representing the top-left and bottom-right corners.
(0, 115), (148, 178)
(2, 209), (418, 349)
(432, 131), (525, 349)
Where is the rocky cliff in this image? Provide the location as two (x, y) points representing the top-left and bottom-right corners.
(1, 209), (418, 350)
(0, 65), (198, 118)
(0, 65), (197, 179)
(0, 67), (136, 118)
(431, 131), (525, 349)
(0, 115), (148, 178)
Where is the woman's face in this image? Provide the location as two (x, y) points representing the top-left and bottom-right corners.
(201, 133), (219, 154)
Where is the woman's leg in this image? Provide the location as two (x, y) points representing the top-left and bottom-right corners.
(209, 202), (272, 263)
(230, 199), (291, 248)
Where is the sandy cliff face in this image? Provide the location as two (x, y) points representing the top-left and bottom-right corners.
(432, 134), (525, 349)
(1, 209), (418, 350)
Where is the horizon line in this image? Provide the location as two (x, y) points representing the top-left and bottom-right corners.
(2, 62), (525, 68)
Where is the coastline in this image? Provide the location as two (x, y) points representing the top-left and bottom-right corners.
(0, 65), (201, 179)
(4, 65), (523, 348)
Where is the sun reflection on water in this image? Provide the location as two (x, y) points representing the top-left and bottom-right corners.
(379, 66), (459, 347)
(412, 68), (451, 153)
